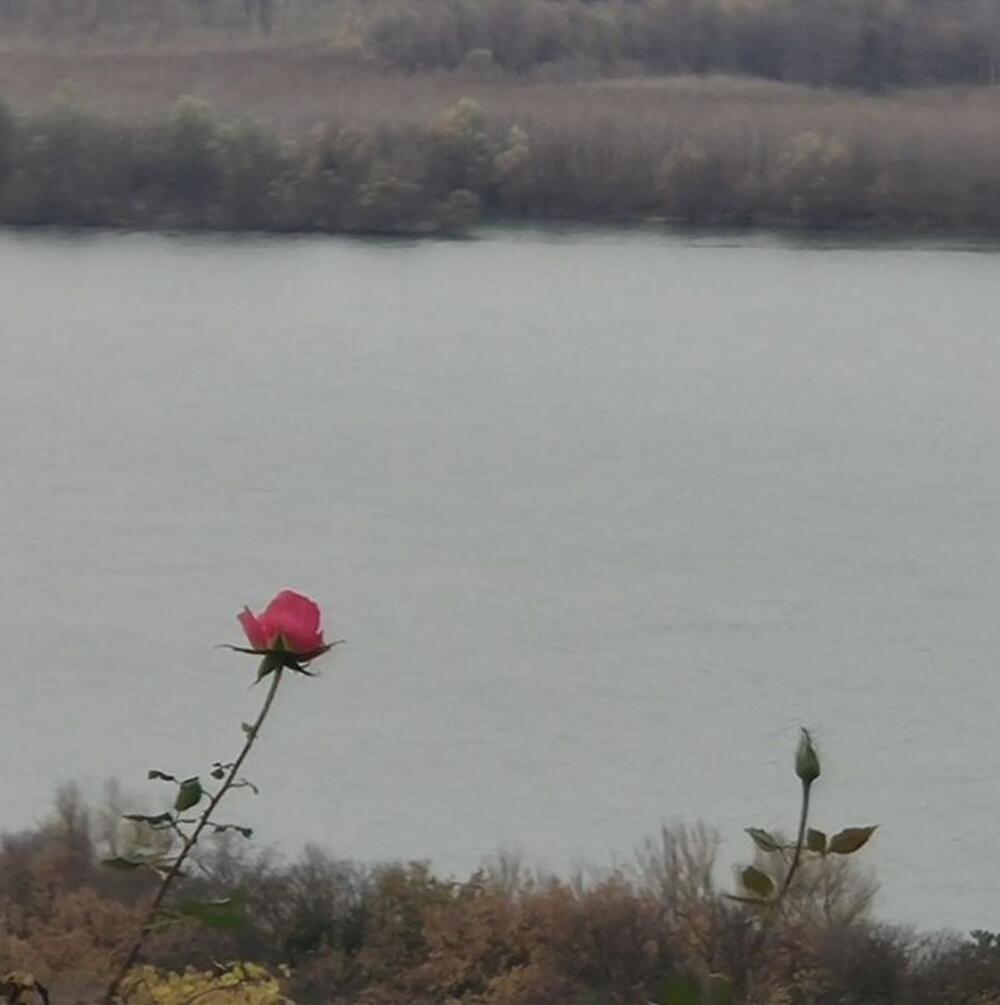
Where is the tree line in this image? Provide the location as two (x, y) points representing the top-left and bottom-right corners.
(3, 785), (1000, 1004)
(1, 91), (999, 235)
(3, 0), (1000, 90)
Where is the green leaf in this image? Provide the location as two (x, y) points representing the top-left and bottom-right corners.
(101, 857), (144, 871)
(177, 893), (247, 931)
(745, 827), (782, 853)
(660, 975), (701, 1005)
(148, 770), (177, 783)
(212, 824), (253, 839)
(741, 866), (775, 900)
(149, 911), (183, 934)
(122, 812), (173, 827)
(174, 777), (203, 812)
(806, 828), (827, 854)
(828, 826), (877, 854)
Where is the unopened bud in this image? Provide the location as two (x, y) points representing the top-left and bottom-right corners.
(795, 728), (820, 784)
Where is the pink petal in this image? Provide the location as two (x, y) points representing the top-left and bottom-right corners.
(261, 589), (324, 655)
(237, 607), (268, 650)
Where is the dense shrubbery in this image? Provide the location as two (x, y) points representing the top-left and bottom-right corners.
(4, 0), (1000, 90)
(0, 95), (501, 234)
(2, 88), (1000, 234)
(0, 786), (999, 1004)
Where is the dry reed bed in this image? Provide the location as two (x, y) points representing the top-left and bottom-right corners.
(1, 47), (998, 231)
(1, 45), (998, 142)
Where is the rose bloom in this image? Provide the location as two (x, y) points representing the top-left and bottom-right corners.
(236, 590), (334, 673)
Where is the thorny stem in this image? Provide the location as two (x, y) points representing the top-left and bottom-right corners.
(102, 669), (285, 1005)
(780, 778), (812, 898)
(166, 821), (214, 880)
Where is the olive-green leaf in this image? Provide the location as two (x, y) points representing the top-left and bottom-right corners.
(745, 827), (782, 853)
(212, 824), (253, 839)
(174, 777), (203, 812)
(122, 812), (173, 827)
(178, 893), (247, 931)
(741, 865), (775, 899)
(660, 975), (701, 1005)
(828, 826), (877, 854)
(149, 911), (183, 934)
(806, 828), (827, 854)
(101, 857), (144, 871)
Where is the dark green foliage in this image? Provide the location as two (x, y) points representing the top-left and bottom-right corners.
(174, 777), (204, 813)
(739, 865), (774, 900)
(175, 892), (248, 930)
(829, 826), (878, 855)
(660, 974), (733, 1005)
(807, 828), (828, 854)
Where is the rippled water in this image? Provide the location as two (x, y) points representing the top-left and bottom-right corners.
(2, 226), (999, 931)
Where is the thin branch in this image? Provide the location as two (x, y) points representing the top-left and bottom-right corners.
(102, 669), (285, 1005)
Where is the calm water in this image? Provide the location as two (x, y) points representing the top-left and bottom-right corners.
(2, 226), (999, 932)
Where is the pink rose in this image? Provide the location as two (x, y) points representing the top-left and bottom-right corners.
(233, 590), (334, 676)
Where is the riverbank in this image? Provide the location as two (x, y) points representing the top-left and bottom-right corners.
(1, 59), (999, 235)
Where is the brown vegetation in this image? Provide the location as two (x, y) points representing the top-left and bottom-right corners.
(0, 76), (999, 234)
(2, 0), (1000, 90)
(1, 1), (999, 235)
(2, 788), (1000, 1005)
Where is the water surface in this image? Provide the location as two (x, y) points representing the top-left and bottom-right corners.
(2, 226), (999, 931)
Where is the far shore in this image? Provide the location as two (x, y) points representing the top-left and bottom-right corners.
(2, 46), (999, 236)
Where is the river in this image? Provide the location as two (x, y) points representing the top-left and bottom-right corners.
(2, 226), (999, 932)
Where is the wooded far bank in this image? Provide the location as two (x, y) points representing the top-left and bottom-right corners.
(3, 0), (1000, 92)
(1, 75), (999, 235)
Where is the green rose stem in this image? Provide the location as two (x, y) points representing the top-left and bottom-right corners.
(103, 668), (285, 1005)
(779, 776), (812, 898)
(780, 728), (820, 899)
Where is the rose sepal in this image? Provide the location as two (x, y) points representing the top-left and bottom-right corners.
(220, 638), (341, 680)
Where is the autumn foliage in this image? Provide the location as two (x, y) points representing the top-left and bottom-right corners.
(0, 788), (997, 1004)
(2, 85), (1000, 236)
